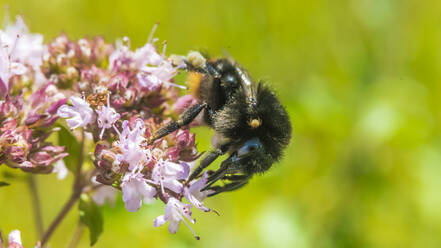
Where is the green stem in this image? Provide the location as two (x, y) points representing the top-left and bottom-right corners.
(40, 192), (81, 246)
(28, 175), (44, 238)
(40, 130), (85, 246)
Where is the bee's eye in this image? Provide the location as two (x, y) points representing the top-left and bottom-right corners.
(222, 74), (237, 86)
(237, 138), (262, 157)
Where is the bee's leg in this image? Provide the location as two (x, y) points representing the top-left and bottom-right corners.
(187, 149), (223, 182)
(147, 103), (207, 145)
(221, 175), (249, 181)
(188, 142), (230, 182)
(206, 179), (249, 197)
(201, 170), (251, 191)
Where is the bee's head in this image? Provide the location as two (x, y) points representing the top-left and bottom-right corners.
(213, 82), (292, 172)
(203, 137), (273, 187)
(231, 138), (274, 174)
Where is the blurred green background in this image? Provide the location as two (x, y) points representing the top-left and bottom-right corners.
(1, 0), (441, 247)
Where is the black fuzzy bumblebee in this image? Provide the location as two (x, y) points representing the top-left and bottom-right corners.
(148, 54), (292, 196)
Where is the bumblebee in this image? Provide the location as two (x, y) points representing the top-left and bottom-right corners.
(148, 54), (292, 196)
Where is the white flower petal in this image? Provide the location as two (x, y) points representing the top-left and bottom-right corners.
(53, 160), (68, 180)
(168, 219), (181, 234)
(8, 229), (22, 246)
(93, 186), (118, 206)
(122, 181), (142, 212)
(153, 215), (167, 227)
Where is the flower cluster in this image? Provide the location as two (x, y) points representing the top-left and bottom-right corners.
(41, 24), (211, 237)
(0, 17), (68, 175)
(1, 16), (213, 239)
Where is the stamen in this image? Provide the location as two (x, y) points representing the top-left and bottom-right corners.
(106, 92), (110, 107)
(9, 34), (20, 60)
(6, 34), (21, 73)
(165, 82), (187, 89)
(99, 128), (105, 140)
(160, 181), (165, 194)
(113, 125), (121, 136)
(148, 23), (159, 44)
(162, 41), (167, 57)
(181, 217), (200, 240)
(145, 179), (159, 185)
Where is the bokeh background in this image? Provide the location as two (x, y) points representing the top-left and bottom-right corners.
(1, 0), (441, 247)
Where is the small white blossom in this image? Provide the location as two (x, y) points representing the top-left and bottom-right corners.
(0, 16), (44, 70)
(57, 96), (95, 130)
(109, 31), (163, 72)
(53, 159), (68, 180)
(8, 229), (23, 248)
(137, 61), (185, 91)
(183, 172), (212, 212)
(134, 42), (163, 66)
(96, 95), (120, 139)
(152, 160), (189, 194)
(0, 39), (27, 96)
(92, 185), (118, 206)
(121, 169), (157, 212)
(154, 197), (199, 239)
(115, 119), (150, 170)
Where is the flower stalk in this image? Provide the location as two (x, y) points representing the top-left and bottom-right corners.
(41, 130), (85, 246)
(27, 175), (44, 238)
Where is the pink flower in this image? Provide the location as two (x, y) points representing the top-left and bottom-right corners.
(29, 145), (67, 168)
(121, 170), (157, 212)
(172, 95), (198, 114)
(96, 95), (120, 139)
(108, 37), (133, 71)
(0, 127), (31, 166)
(29, 84), (65, 113)
(151, 160), (189, 194)
(57, 96), (95, 130)
(154, 198), (199, 239)
(0, 96), (21, 119)
(107, 74), (128, 93)
(165, 129), (197, 161)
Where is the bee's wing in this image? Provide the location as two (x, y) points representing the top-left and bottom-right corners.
(224, 52), (258, 110)
(222, 49), (236, 65)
